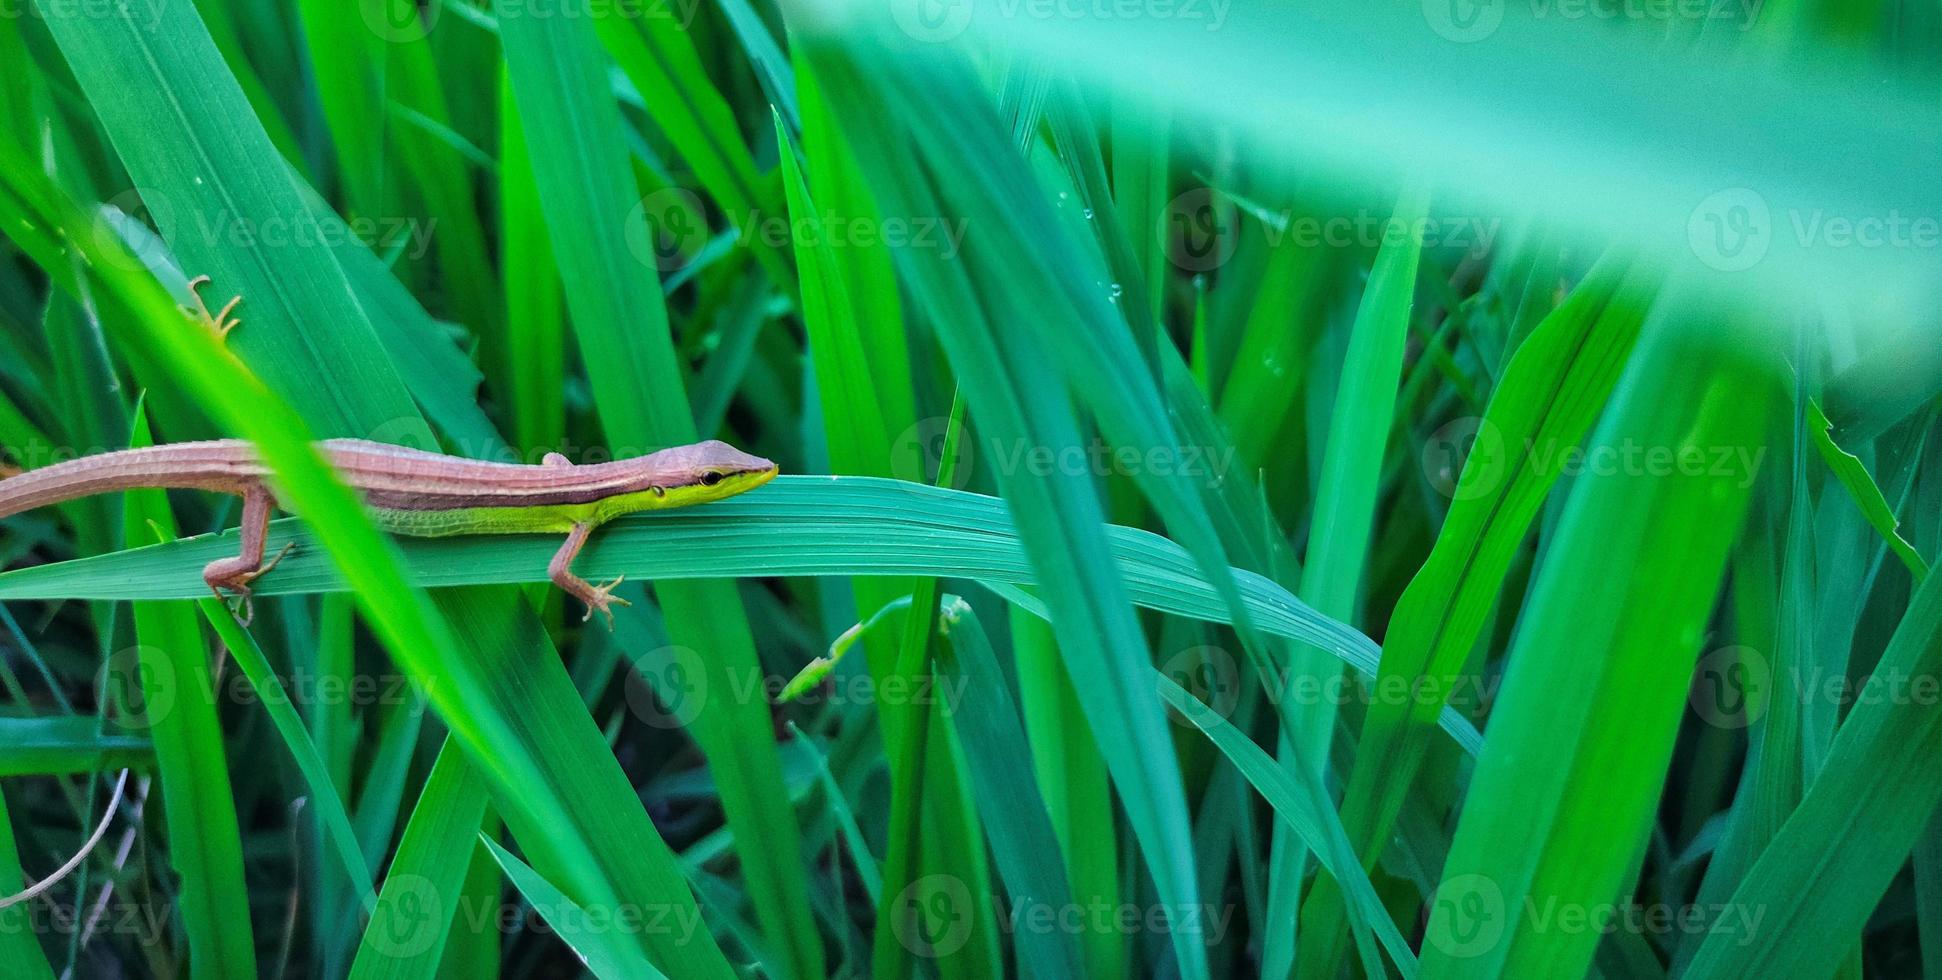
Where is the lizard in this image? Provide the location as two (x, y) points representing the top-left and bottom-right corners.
(0, 278), (778, 627)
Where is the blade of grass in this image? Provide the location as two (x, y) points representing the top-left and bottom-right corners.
(868, 394), (1003, 980)
(496, 5), (823, 975)
(798, 28), (1280, 977)
(1680, 352), (1818, 950)
(1109, 98), (1168, 327)
(1681, 552), (1942, 978)
(120, 410), (256, 980)
(0, 717), (151, 776)
(0, 477), (1486, 752)
(933, 595), (1087, 978)
(348, 739), (493, 980)
(307, 590), (357, 975)
(1808, 398), (1929, 580)
(719, 0), (797, 128)
(1011, 607), (1123, 979)
(0, 787), (55, 980)
(480, 836), (671, 980)
(194, 596), (375, 908)
(779, 115), (995, 976)
(772, 108), (891, 474)
(369, 0), (501, 355)
(588, 1), (787, 284)
(793, 52), (913, 432)
(497, 68), (565, 457)
(1155, 674), (1415, 979)
(1263, 185), (1425, 980)
(1418, 312), (1777, 979)
(295, 0), (391, 220)
(1306, 254), (1650, 973)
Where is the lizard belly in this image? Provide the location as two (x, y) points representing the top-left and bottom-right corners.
(368, 503), (596, 537)
(366, 488), (687, 537)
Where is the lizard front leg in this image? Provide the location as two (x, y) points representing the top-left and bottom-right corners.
(549, 521), (631, 629)
(182, 275), (242, 342)
(202, 486), (293, 623)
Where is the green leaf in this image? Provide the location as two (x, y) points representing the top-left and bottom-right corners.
(348, 740), (493, 980)
(798, 31), (1282, 978)
(121, 410), (257, 980)
(495, 5), (823, 975)
(1265, 185), (1426, 980)
(36, 0), (425, 440)
(869, 394), (1003, 980)
(1307, 254), (1651, 971)
(793, 53), (914, 434)
(196, 596), (376, 909)
(0, 716), (150, 776)
(497, 69), (566, 457)
(1154, 674), (1415, 979)
(774, 111), (891, 477)
(0, 477), (1486, 758)
(1682, 547), (1942, 977)
(588, 2), (785, 283)
(481, 836), (672, 980)
(1010, 608), (1123, 979)
(1808, 399), (1929, 580)
(1419, 316), (1778, 979)
(0, 787), (55, 980)
(933, 596), (1087, 978)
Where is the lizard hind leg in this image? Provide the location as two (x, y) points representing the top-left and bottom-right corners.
(203, 488), (281, 624)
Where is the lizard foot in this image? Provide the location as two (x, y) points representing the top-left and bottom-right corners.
(202, 542), (292, 627)
(206, 580), (256, 627)
(182, 275), (242, 343)
(580, 575), (633, 630)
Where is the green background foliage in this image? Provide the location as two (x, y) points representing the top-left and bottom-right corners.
(0, 0), (1935, 977)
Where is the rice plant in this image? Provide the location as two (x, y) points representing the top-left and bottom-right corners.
(0, 0), (1935, 976)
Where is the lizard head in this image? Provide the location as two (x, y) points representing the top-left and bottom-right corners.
(644, 439), (778, 506)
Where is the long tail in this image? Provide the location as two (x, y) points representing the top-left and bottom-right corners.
(0, 441), (261, 520)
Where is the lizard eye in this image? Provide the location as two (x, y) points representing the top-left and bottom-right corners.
(700, 471), (724, 486)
